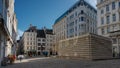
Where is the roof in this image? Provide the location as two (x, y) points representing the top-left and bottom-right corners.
(54, 0), (97, 25)
(45, 29), (53, 35)
(37, 30), (46, 38)
(25, 26), (37, 32)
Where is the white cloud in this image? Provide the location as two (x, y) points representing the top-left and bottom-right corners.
(17, 29), (24, 40)
(85, 0), (97, 8)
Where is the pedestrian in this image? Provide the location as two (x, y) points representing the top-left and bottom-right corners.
(19, 57), (22, 62)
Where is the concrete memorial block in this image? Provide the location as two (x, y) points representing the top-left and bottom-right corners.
(58, 33), (112, 60)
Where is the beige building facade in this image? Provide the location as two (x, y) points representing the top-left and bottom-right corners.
(97, 0), (120, 57)
(53, 16), (67, 53)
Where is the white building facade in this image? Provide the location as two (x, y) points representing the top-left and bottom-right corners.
(19, 26), (55, 56)
(20, 26), (37, 56)
(67, 0), (97, 38)
(0, 0), (17, 63)
(97, 0), (120, 57)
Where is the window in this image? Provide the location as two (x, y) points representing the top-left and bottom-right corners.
(70, 14), (74, 20)
(75, 26), (77, 31)
(79, 17), (81, 22)
(70, 28), (74, 33)
(27, 42), (29, 45)
(30, 42), (32, 45)
(101, 9), (104, 14)
(112, 2), (115, 10)
(27, 47), (29, 50)
(75, 12), (77, 16)
(75, 20), (77, 24)
(42, 43), (45, 46)
(38, 39), (40, 41)
(0, 0), (2, 14)
(81, 10), (84, 14)
(38, 43), (41, 46)
(112, 38), (117, 44)
(100, 0), (103, 3)
(69, 22), (74, 27)
(79, 25), (81, 29)
(101, 28), (105, 34)
(113, 14), (116, 22)
(107, 27), (110, 33)
(106, 15), (110, 24)
(38, 47), (41, 50)
(119, 2), (120, 8)
(106, 5), (109, 12)
(81, 17), (84, 21)
(101, 17), (104, 25)
(42, 39), (45, 42)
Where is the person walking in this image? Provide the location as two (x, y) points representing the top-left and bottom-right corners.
(19, 57), (22, 62)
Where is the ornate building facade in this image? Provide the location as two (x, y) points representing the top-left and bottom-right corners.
(97, 0), (120, 58)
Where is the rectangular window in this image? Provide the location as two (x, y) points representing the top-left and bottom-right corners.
(75, 12), (77, 16)
(38, 47), (41, 50)
(38, 39), (40, 41)
(70, 28), (74, 33)
(81, 17), (84, 21)
(112, 2), (115, 10)
(70, 14), (74, 20)
(42, 39), (45, 42)
(107, 27), (110, 33)
(75, 26), (77, 31)
(75, 20), (77, 24)
(27, 42), (29, 45)
(101, 17), (104, 25)
(106, 15), (110, 24)
(101, 28), (105, 34)
(101, 9), (104, 14)
(119, 2), (120, 8)
(38, 43), (41, 46)
(106, 5), (109, 12)
(100, 0), (103, 3)
(113, 14), (116, 22)
(0, 0), (2, 14)
(112, 38), (117, 44)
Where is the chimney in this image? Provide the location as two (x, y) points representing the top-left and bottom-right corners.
(30, 24), (32, 27)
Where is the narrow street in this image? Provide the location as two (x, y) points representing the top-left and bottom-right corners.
(1, 57), (120, 68)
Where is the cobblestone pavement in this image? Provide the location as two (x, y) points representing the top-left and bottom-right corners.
(1, 57), (120, 68)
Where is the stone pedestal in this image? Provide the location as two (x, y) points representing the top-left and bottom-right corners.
(58, 33), (112, 60)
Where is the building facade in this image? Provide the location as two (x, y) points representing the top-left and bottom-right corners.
(53, 0), (97, 53)
(0, 0), (17, 63)
(53, 16), (67, 53)
(97, 0), (120, 58)
(19, 26), (55, 56)
(20, 26), (37, 56)
(66, 0), (97, 38)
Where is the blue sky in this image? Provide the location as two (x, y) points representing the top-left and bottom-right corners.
(15, 0), (97, 39)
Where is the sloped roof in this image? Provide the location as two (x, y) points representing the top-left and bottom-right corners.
(54, 0), (97, 25)
(45, 29), (53, 35)
(37, 30), (46, 38)
(25, 26), (37, 32)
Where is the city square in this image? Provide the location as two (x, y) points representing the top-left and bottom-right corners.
(0, 0), (120, 68)
(1, 57), (120, 68)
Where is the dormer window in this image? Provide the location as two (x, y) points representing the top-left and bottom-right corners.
(81, 10), (84, 14)
(100, 0), (103, 3)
